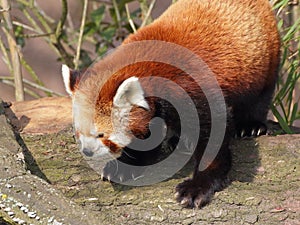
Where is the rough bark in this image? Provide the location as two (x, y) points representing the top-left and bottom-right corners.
(0, 99), (105, 225)
(0, 98), (299, 225)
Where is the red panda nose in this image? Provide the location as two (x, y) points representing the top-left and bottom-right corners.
(82, 148), (94, 157)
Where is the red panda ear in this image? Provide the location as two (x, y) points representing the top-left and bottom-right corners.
(113, 76), (150, 110)
(62, 64), (74, 95)
(61, 64), (82, 96)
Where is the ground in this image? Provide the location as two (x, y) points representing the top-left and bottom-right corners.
(0, 98), (299, 225)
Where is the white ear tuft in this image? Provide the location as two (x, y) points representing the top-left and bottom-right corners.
(113, 77), (149, 110)
(61, 64), (73, 95)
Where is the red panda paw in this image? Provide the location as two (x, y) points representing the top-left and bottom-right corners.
(175, 176), (226, 208)
(101, 160), (126, 183)
(235, 121), (268, 138)
(102, 159), (144, 183)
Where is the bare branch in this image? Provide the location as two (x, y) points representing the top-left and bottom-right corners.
(74, 0), (89, 70)
(55, 0), (68, 39)
(0, 34), (13, 72)
(125, 3), (137, 33)
(140, 0), (156, 28)
(0, 76), (64, 97)
(0, 78), (41, 98)
(12, 21), (42, 34)
(1, 0), (24, 101)
(112, 0), (122, 29)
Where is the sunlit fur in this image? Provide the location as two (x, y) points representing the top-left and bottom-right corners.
(63, 0), (280, 208)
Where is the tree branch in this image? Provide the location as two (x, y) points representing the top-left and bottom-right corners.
(125, 3), (137, 33)
(140, 0), (156, 28)
(1, 0), (24, 101)
(0, 76), (64, 97)
(74, 0), (89, 70)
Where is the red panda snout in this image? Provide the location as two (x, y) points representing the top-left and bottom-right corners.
(68, 75), (152, 159)
(78, 134), (113, 157)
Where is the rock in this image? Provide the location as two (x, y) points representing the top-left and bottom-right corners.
(244, 214), (258, 224)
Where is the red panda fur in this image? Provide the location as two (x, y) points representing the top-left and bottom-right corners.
(65, 0), (280, 208)
(91, 0), (280, 117)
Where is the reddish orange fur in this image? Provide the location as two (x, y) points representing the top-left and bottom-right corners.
(69, 0), (280, 208)
(102, 139), (122, 154)
(88, 0), (280, 127)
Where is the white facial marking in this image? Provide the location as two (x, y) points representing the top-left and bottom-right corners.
(73, 77), (150, 158)
(109, 76), (150, 148)
(79, 134), (110, 157)
(108, 132), (131, 147)
(72, 96), (96, 136)
(61, 64), (73, 95)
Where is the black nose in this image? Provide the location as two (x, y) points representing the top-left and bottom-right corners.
(82, 148), (94, 157)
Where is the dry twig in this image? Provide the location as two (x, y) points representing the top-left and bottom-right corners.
(1, 0), (24, 101)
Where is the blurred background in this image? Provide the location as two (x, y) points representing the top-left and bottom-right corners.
(0, 0), (299, 129)
(0, 0), (173, 101)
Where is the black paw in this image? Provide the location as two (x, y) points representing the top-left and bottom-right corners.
(236, 121), (267, 138)
(102, 159), (144, 183)
(175, 178), (215, 208)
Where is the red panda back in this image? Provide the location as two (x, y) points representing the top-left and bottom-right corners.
(122, 0), (280, 101)
(88, 0), (280, 142)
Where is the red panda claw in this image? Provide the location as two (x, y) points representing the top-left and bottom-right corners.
(180, 198), (192, 208)
(240, 130), (246, 138)
(257, 128), (262, 136)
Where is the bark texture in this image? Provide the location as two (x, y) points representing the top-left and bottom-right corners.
(0, 98), (299, 225)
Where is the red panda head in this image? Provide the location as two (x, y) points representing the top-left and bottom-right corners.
(62, 64), (152, 159)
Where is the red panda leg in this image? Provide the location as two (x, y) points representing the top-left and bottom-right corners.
(234, 86), (275, 137)
(175, 138), (231, 208)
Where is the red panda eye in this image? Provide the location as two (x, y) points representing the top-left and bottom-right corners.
(96, 133), (104, 138)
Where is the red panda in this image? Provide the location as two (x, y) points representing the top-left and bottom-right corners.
(62, 0), (280, 208)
